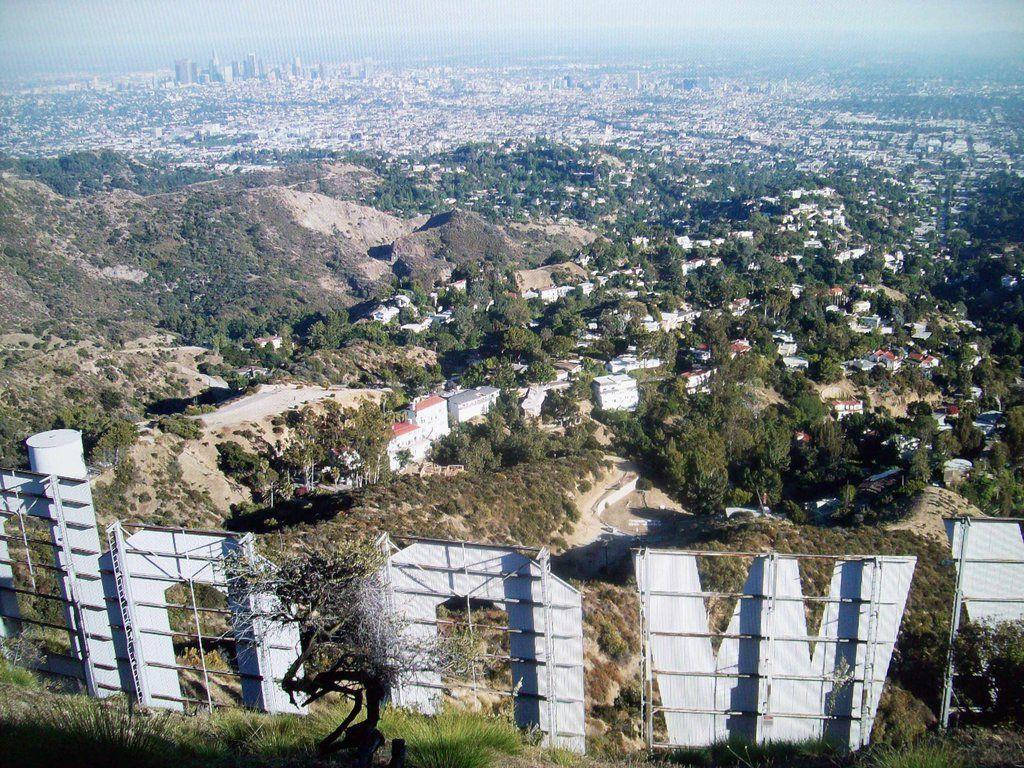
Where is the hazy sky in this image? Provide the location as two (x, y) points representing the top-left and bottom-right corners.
(2, 0), (1023, 75)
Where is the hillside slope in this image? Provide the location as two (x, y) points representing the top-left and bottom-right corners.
(0, 165), (595, 341)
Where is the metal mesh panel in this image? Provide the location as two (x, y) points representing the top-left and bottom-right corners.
(0, 468), (117, 696)
(101, 522), (304, 714)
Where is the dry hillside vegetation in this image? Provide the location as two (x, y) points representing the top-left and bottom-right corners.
(0, 165), (596, 340)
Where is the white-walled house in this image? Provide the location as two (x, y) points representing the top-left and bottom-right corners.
(447, 386), (500, 424)
(592, 373), (639, 411)
(387, 394), (453, 470)
(832, 399), (864, 419)
(681, 368), (715, 394)
(387, 421), (430, 470)
(405, 394), (450, 440)
(370, 305), (400, 324)
(606, 354), (662, 374)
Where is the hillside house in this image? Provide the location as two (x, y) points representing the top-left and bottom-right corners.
(447, 386), (500, 424)
(592, 373), (639, 411)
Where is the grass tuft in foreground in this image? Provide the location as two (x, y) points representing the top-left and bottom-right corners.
(869, 743), (965, 768)
(384, 707), (524, 768)
(667, 737), (844, 767)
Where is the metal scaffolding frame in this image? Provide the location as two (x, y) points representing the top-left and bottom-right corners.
(0, 468), (114, 694)
(940, 516), (1024, 729)
(635, 548), (915, 751)
(100, 521), (305, 714)
(381, 535), (586, 753)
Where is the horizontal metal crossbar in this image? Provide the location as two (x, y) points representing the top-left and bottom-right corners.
(390, 561), (542, 581)
(644, 589), (896, 605)
(652, 705), (862, 721)
(0, 530), (100, 556)
(393, 586), (578, 610)
(118, 624), (295, 653)
(414, 616), (580, 640)
(649, 628), (871, 643)
(121, 521), (239, 538)
(960, 595), (1024, 603)
(0, 583), (107, 613)
(410, 678), (584, 705)
(651, 668), (875, 682)
(394, 534), (542, 555)
(638, 548), (914, 562)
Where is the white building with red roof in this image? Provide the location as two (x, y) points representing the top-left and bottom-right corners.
(387, 421), (429, 470)
(405, 394), (450, 440)
(868, 349), (902, 371)
(388, 393), (452, 470)
(908, 352), (939, 370)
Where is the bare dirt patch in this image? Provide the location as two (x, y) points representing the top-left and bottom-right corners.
(198, 384), (387, 430)
(270, 187), (412, 247)
(889, 485), (981, 544)
(514, 262), (588, 292)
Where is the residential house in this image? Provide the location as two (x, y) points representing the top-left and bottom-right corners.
(405, 395), (450, 441)
(387, 422), (429, 470)
(606, 354), (662, 374)
(592, 373), (639, 411)
(681, 368), (715, 394)
(447, 386), (500, 424)
(832, 399), (864, 419)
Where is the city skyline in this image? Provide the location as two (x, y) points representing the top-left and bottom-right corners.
(2, 0), (1024, 77)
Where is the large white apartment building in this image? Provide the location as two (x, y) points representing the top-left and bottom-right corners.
(592, 373), (639, 411)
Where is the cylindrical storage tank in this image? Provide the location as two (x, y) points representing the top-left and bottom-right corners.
(26, 429), (88, 480)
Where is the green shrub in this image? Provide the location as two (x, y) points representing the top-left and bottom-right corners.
(952, 619), (1024, 725)
(0, 658), (40, 689)
(159, 415), (201, 440)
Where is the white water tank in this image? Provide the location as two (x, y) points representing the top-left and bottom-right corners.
(26, 429), (88, 480)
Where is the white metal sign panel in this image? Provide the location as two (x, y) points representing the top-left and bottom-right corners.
(102, 523), (304, 714)
(940, 517), (1024, 727)
(0, 468), (119, 697)
(944, 517), (1024, 623)
(635, 549), (915, 751)
(385, 538), (586, 753)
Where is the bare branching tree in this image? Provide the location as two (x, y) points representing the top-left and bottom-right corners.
(228, 539), (471, 766)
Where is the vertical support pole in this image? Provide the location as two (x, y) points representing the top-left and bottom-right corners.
(755, 553), (778, 744)
(539, 548), (558, 749)
(858, 557), (883, 748)
(460, 542), (479, 694)
(0, 473), (36, 590)
(182, 544), (214, 713)
(108, 521), (149, 706)
(639, 548), (654, 751)
(940, 518), (970, 729)
(239, 534), (277, 712)
(47, 475), (99, 696)
(377, 534), (404, 708)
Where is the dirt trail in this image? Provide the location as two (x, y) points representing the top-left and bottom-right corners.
(565, 456), (638, 548)
(198, 384), (386, 429)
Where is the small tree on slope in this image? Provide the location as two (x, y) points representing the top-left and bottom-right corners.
(228, 539), (471, 765)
